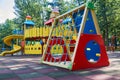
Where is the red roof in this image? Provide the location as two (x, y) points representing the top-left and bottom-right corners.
(26, 15), (32, 19)
(44, 18), (54, 26)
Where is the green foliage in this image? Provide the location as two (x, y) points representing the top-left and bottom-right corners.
(0, 19), (16, 47)
(58, 0), (77, 14)
(86, 0), (94, 9)
(95, 0), (120, 46)
(14, 0), (45, 27)
(14, 0), (78, 26)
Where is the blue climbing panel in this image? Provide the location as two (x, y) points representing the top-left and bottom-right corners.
(83, 10), (97, 34)
(73, 10), (84, 32)
(85, 40), (100, 61)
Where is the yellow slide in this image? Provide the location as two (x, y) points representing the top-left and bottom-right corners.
(0, 35), (24, 56)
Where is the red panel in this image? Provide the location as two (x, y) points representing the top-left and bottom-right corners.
(44, 38), (71, 62)
(70, 40), (76, 44)
(72, 34), (109, 70)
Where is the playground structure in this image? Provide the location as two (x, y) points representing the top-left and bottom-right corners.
(0, 16), (50, 56)
(0, 8), (58, 56)
(41, 1), (109, 70)
(0, 34), (23, 56)
(23, 15), (45, 54)
(24, 26), (51, 54)
(23, 8), (59, 55)
(0, 0), (109, 71)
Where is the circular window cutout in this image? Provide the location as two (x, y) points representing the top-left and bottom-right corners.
(85, 40), (101, 63)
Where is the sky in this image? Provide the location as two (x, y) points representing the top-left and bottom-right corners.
(0, 0), (71, 24)
(0, 0), (16, 24)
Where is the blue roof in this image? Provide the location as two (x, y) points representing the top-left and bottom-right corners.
(24, 20), (35, 26)
(62, 18), (72, 24)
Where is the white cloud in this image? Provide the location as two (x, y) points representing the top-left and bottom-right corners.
(0, 0), (16, 24)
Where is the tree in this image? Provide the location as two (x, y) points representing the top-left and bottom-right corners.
(95, 0), (120, 47)
(0, 19), (16, 47)
(14, 0), (47, 27)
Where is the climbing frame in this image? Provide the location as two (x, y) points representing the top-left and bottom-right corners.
(41, 2), (109, 70)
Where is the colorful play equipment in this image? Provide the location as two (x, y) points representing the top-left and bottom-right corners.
(23, 15), (44, 54)
(23, 8), (60, 55)
(41, 0), (109, 70)
(0, 7), (59, 56)
(0, 35), (23, 56)
(0, 1), (109, 71)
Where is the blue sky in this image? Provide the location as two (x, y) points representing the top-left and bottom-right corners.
(0, 0), (16, 23)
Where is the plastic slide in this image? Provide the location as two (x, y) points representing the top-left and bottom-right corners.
(0, 35), (24, 56)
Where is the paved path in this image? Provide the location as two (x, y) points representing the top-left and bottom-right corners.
(0, 52), (120, 80)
